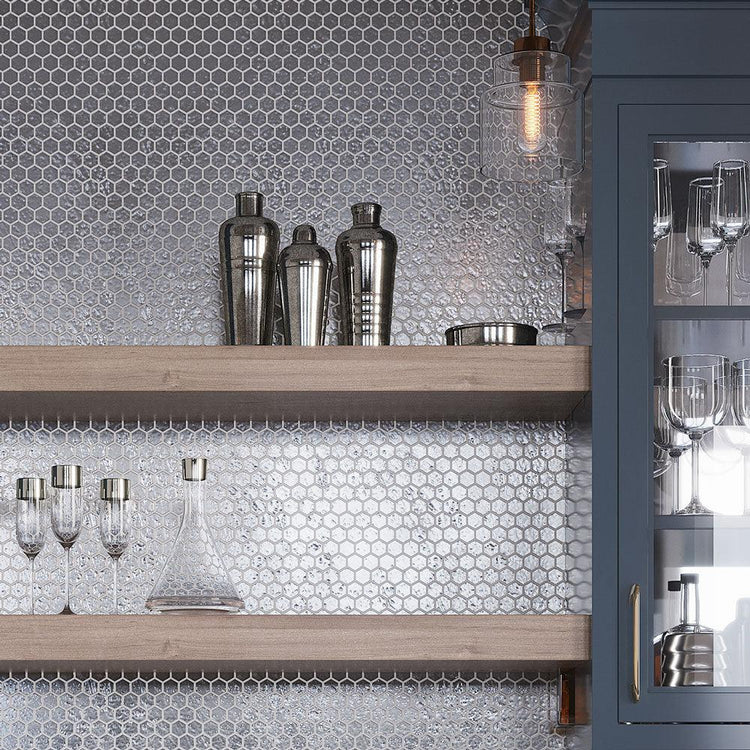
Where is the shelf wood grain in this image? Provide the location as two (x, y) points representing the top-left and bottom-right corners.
(0, 614), (590, 673)
(0, 345), (590, 422)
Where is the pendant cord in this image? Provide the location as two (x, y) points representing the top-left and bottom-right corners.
(529, 0), (536, 37)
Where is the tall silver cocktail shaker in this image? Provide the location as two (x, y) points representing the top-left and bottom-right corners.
(277, 224), (333, 346)
(218, 192), (280, 345)
(336, 202), (397, 345)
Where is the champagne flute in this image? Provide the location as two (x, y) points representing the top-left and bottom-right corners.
(15, 478), (48, 614)
(711, 159), (750, 303)
(662, 355), (730, 515)
(687, 178), (725, 306)
(653, 159), (673, 251)
(99, 478), (131, 613)
(50, 464), (83, 615)
(542, 181), (576, 338)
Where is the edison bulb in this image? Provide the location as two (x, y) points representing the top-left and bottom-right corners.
(517, 82), (546, 155)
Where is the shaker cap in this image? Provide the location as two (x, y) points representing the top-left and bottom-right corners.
(351, 202), (381, 226)
(16, 477), (47, 500)
(182, 457), (208, 482)
(292, 224), (317, 244)
(681, 573), (699, 584)
(51, 464), (82, 489)
(101, 478), (131, 501)
(236, 192), (264, 217)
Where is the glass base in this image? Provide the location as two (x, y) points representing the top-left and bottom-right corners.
(564, 308), (587, 321)
(675, 499), (714, 516)
(542, 323), (575, 334)
(146, 596), (243, 613)
(58, 604), (75, 615)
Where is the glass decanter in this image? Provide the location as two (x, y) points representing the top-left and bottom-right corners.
(146, 458), (243, 613)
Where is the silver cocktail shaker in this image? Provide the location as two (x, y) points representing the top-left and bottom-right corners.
(336, 202), (397, 345)
(277, 224), (333, 346)
(218, 192), (280, 345)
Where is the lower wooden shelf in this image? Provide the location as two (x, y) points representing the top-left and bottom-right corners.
(0, 614), (590, 673)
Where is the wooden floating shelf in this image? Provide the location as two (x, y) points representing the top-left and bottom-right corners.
(0, 345), (590, 422)
(0, 614), (591, 673)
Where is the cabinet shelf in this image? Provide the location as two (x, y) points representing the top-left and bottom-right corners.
(0, 345), (590, 423)
(0, 614), (590, 673)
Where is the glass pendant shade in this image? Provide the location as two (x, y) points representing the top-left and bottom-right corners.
(481, 49), (583, 184)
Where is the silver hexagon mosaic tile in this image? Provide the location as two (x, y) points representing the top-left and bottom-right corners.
(0, 419), (569, 616)
(0, 671), (567, 750)
(0, 0), (563, 346)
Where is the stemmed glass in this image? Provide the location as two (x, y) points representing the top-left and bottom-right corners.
(654, 381), (691, 514)
(687, 178), (725, 306)
(653, 158), (673, 251)
(50, 464), (83, 615)
(711, 160), (750, 304)
(542, 181), (581, 337)
(15, 478), (48, 614)
(99, 478), (131, 613)
(731, 359), (750, 514)
(662, 355), (730, 515)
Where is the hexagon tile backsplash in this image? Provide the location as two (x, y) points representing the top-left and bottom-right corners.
(0, 1), (589, 748)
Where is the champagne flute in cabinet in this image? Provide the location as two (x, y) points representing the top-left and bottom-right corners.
(687, 178), (726, 306)
(653, 158), (673, 251)
(711, 160), (750, 304)
(654, 381), (691, 514)
(15, 478), (48, 614)
(99, 478), (131, 613)
(663, 355), (730, 515)
(50, 464), (83, 615)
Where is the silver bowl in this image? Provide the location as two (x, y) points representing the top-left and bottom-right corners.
(445, 322), (538, 346)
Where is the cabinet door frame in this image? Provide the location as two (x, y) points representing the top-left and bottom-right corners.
(594, 76), (750, 747)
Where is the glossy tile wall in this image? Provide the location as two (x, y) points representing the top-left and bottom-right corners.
(0, 1), (588, 748)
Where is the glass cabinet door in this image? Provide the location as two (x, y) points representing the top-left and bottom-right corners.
(615, 97), (750, 725)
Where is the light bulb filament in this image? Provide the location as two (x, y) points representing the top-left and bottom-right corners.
(518, 82), (545, 155)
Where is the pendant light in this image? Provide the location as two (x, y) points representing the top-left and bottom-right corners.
(480, 0), (583, 183)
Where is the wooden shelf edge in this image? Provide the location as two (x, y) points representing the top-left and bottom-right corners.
(0, 614), (591, 674)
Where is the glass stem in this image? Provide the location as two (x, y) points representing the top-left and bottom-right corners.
(743, 450), (750, 515)
(702, 260), (709, 306)
(64, 545), (71, 613)
(29, 555), (36, 615)
(727, 244), (735, 305)
(672, 453), (681, 515)
(113, 557), (119, 614)
(559, 253), (568, 332)
(691, 436), (701, 505)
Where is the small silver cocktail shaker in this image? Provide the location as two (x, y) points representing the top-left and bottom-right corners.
(336, 202), (397, 346)
(218, 192), (280, 345)
(277, 224), (333, 346)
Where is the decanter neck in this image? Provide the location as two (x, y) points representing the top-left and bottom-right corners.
(681, 574), (700, 629)
(183, 480), (206, 521)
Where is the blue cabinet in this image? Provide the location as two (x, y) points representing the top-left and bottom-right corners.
(592, 2), (750, 747)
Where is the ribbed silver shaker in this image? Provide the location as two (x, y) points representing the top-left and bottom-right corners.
(277, 224), (333, 346)
(336, 202), (397, 346)
(218, 192), (280, 345)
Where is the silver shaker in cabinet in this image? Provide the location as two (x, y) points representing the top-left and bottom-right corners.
(218, 192), (280, 345)
(336, 202), (397, 345)
(277, 224), (333, 346)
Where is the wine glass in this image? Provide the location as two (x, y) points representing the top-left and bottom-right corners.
(542, 181), (577, 339)
(711, 160), (750, 303)
(99, 478), (131, 613)
(50, 464), (83, 615)
(15, 478), (48, 614)
(663, 355), (730, 515)
(653, 159), (673, 251)
(654, 381), (691, 514)
(687, 178), (725, 306)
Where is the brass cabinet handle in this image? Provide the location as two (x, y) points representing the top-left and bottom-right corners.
(630, 583), (641, 702)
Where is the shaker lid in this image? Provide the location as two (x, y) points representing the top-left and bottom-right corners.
(236, 192), (264, 217)
(182, 457), (208, 482)
(16, 477), (47, 500)
(51, 464), (82, 489)
(292, 224), (317, 244)
(280, 224), (332, 264)
(101, 477), (131, 501)
(351, 202), (381, 226)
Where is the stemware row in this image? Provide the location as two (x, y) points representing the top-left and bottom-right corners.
(15, 466), (131, 614)
(657, 354), (750, 515)
(655, 159), (750, 305)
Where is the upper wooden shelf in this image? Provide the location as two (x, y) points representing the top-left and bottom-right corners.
(0, 614), (590, 673)
(0, 345), (590, 422)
